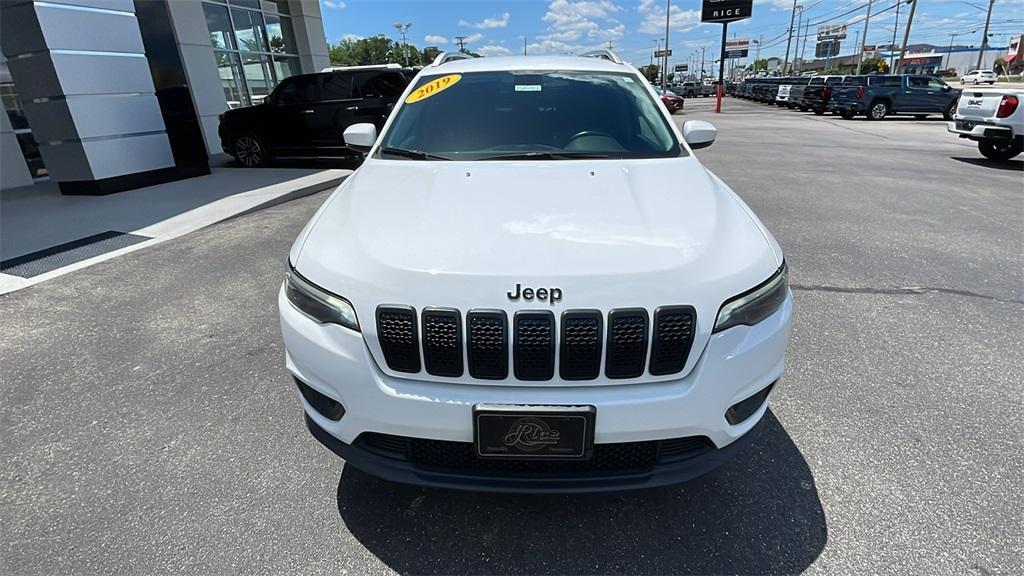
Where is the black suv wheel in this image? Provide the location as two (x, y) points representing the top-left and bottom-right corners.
(234, 133), (268, 167)
(978, 139), (1023, 161)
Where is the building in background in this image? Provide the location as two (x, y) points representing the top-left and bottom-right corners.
(1, 0), (329, 194)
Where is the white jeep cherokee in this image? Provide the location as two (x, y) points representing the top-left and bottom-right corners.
(279, 52), (793, 493)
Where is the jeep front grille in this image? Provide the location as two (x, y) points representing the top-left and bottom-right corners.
(374, 305), (696, 382)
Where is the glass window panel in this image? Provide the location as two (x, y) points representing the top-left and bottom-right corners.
(272, 55), (302, 82)
(265, 14), (298, 55)
(1, 83), (29, 131)
(321, 74), (355, 100)
(16, 132), (48, 179)
(203, 2), (235, 50)
(215, 51), (249, 107)
(275, 75), (318, 104)
(232, 8), (268, 52)
(228, 0), (261, 9)
(272, 0), (290, 14)
(241, 53), (274, 103)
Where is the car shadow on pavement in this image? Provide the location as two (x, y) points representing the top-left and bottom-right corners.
(335, 410), (826, 575)
(949, 156), (1024, 171)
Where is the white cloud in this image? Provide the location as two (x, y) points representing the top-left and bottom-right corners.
(477, 44), (513, 57)
(637, 0), (701, 35)
(322, 0), (345, 9)
(424, 34), (449, 45)
(463, 32), (484, 44)
(458, 12), (511, 29)
(538, 1), (624, 43)
(339, 33), (363, 42)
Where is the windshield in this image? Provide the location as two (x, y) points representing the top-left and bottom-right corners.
(377, 70), (683, 161)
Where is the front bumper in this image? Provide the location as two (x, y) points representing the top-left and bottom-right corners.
(280, 288), (792, 490)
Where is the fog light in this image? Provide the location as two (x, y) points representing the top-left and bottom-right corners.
(725, 381), (775, 425)
(294, 377), (345, 421)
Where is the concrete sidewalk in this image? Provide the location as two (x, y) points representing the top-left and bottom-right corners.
(0, 165), (349, 294)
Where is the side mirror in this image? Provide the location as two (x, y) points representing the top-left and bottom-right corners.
(683, 120), (717, 150)
(343, 123), (377, 154)
(942, 85), (951, 91)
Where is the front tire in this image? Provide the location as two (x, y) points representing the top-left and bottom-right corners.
(943, 101), (957, 121)
(813, 107), (826, 115)
(839, 110), (855, 119)
(914, 114), (928, 119)
(978, 139), (1023, 161)
(233, 133), (268, 167)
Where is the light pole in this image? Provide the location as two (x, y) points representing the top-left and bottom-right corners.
(976, 0), (995, 70)
(794, 5), (803, 73)
(392, 22), (412, 66)
(782, 0), (799, 74)
(662, 0), (671, 93)
(946, 30), (975, 73)
(855, 0), (874, 74)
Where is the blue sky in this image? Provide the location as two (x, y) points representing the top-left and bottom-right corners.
(318, 1), (1023, 68)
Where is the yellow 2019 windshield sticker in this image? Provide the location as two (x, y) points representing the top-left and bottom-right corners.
(405, 74), (462, 104)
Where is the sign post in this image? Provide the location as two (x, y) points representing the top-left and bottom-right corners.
(702, 0), (753, 113)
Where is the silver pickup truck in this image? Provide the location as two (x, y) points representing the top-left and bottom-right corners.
(677, 81), (715, 98)
(948, 86), (1024, 161)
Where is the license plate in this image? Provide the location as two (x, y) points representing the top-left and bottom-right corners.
(474, 405), (595, 460)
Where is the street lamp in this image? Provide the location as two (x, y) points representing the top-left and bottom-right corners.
(945, 30), (975, 73)
(393, 22), (412, 66)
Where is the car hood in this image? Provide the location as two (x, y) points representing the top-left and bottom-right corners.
(293, 157), (782, 382)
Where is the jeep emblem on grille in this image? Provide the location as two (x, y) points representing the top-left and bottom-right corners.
(507, 283), (562, 305)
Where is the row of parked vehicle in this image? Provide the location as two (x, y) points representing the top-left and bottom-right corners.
(735, 74), (961, 121)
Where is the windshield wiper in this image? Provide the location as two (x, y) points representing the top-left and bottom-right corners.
(475, 151), (614, 161)
(378, 147), (451, 160)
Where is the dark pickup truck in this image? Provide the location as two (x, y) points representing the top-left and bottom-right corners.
(800, 75), (844, 115)
(830, 74), (960, 120)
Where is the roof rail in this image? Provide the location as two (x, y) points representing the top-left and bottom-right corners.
(320, 63), (403, 72)
(430, 52), (475, 67)
(579, 49), (622, 64)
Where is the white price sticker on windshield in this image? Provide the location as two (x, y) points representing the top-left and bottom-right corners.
(515, 85), (542, 92)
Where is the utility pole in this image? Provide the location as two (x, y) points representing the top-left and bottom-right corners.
(976, 0), (995, 70)
(946, 30), (975, 72)
(890, 0), (902, 72)
(652, 39), (660, 68)
(896, 0), (917, 73)
(662, 0), (671, 93)
(523, 36), (527, 55)
(782, 0), (799, 75)
(754, 35), (762, 69)
(454, 35), (469, 53)
(701, 46), (706, 82)
(799, 14), (811, 73)
(717, 21), (728, 112)
(855, 0), (874, 74)
(607, 40), (614, 50)
(793, 5), (803, 74)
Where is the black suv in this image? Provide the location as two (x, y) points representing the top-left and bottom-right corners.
(219, 67), (414, 166)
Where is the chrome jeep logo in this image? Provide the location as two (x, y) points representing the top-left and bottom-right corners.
(507, 283), (562, 305)
(502, 417), (560, 451)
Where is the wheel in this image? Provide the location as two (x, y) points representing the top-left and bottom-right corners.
(988, 81), (996, 85)
(839, 110), (855, 119)
(867, 100), (889, 120)
(943, 101), (957, 121)
(800, 106), (809, 112)
(914, 114), (928, 119)
(978, 139), (1023, 161)
(960, 79), (965, 84)
(233, 133), (268, 167)
(686, 91), (695, 98)
(813, 107), (825, 115)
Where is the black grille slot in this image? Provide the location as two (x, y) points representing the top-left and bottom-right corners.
(376, 306), (421, 373)
(422, 308), (463, 377)
(358, 433), (714, 474)
(649, 306), (696, 376)
(514, 311), (555, 381)
(467, 310), (508, 380)
(605, 308), (649, 379)
(559, 310), (603, 380)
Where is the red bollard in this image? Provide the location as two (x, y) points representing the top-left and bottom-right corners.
(715, 83), (723, 113)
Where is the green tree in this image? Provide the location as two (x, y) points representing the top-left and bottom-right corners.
(993, 57), (1007, 76)
(747, 59), (768, 72)
(422, 46), (442, 64)
(328, 35), (396, 66)
(858, 57), (890, 74)
(638, 64), (660, 82)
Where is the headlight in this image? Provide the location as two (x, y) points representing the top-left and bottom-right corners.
(713, 262), (788, 333)
(285, 267), (359, 331)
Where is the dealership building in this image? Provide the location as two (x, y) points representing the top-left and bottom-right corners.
(1, 0), (330, 194)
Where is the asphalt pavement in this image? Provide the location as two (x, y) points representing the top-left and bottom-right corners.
(2, 96), (1021, 575)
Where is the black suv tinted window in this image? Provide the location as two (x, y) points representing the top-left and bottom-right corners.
(355, 71), (407, 98)
(808, 77), (824, 85)
(908, 76), (930, 88)
(843, 76), (867, 86)
(275, 76), (318, 104)
(321, 73), (355, 100)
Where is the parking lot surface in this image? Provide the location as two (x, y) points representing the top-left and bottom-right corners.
(2, 97), (1021, 575)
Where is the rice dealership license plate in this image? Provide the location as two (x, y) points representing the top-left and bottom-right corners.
(474, 405), (595, 460)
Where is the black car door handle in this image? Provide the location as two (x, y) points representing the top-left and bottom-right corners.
(345, 106), (358, 111)
(301, 109), (315, 114)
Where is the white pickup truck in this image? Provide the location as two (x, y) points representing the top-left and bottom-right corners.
(947, 86), (1024, 161)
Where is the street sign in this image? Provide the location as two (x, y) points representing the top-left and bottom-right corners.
(862, 44), (877, 53)
(817, 24), (848, 41)
(674, 63), (689, 72)
(815, 40), (840, 58)
(654, 49), (673, 58)
(725, 38), (749, 59)
(701, 0), (753, 23)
